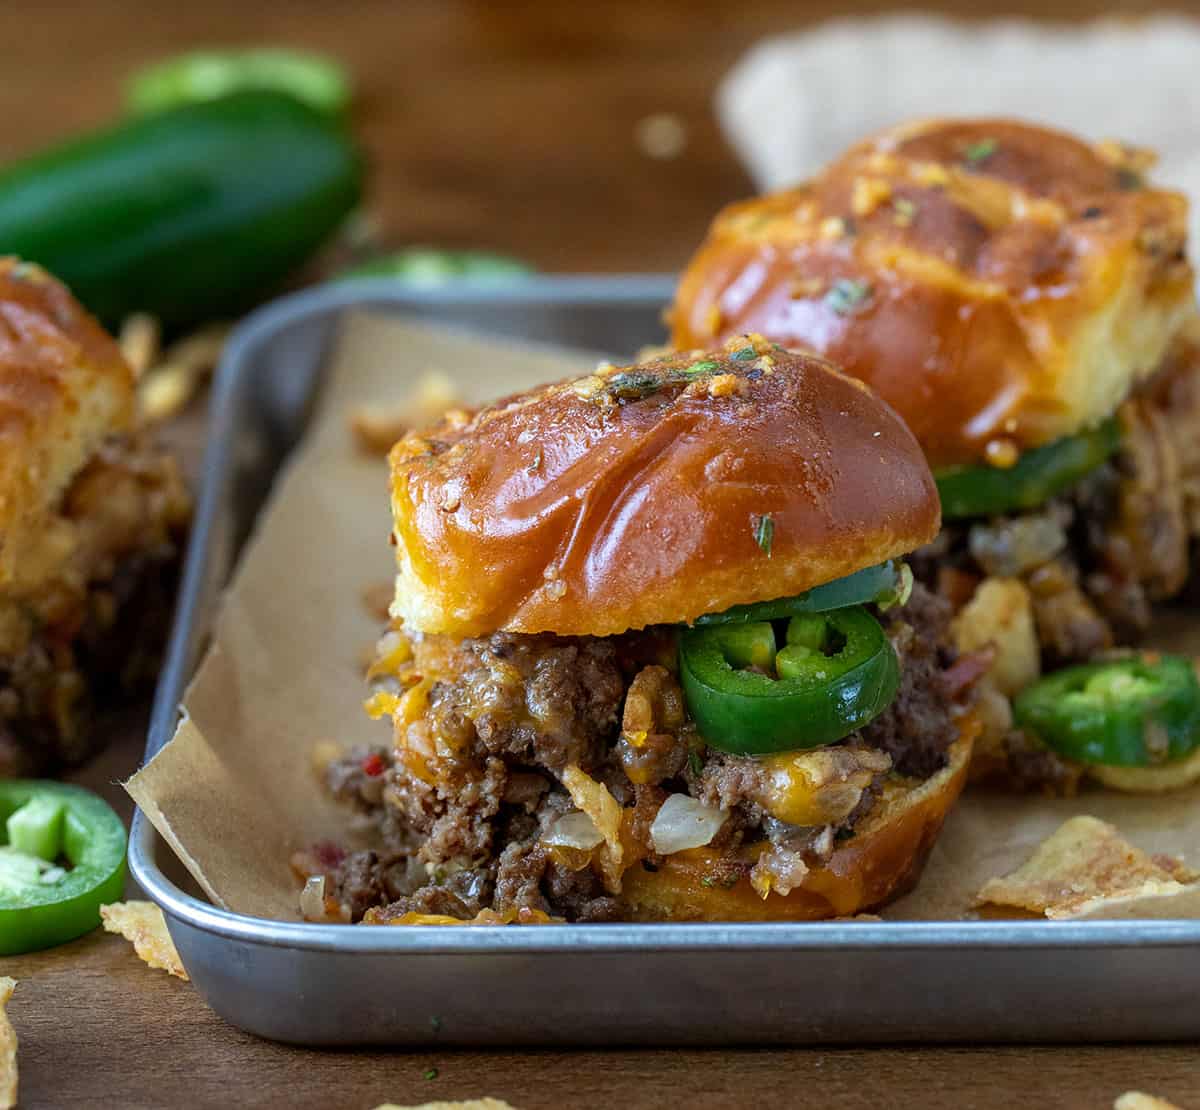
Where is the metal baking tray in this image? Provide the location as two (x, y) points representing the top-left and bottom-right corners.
(130, 276), (1200, 1046)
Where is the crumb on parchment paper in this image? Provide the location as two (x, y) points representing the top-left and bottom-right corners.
(975, 816), (1199, 919)
(373, 1101), (520, 1110)
(0, 977), (16, 1110)
(1115, 1093), (1185, 1110)
(123, 316), (231, 423)
(350, 370), (463, 455)
(100, 901), (190, 980)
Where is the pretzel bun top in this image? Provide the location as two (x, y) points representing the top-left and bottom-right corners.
(671, 118), (1196, 468)
(388, 333), (938, 638)
(0, 258), (133, 585)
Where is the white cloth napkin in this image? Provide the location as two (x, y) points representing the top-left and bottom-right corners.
(718, 15), (1200, 246)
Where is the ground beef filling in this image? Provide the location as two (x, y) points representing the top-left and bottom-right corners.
(319, 582), (969, 923)
(913, 458), (1169, 666)
(916, 346), (1200, 661)
(0, 433), (189, 777)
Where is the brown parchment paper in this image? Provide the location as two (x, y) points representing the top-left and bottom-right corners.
(126, 311), (1200, 923)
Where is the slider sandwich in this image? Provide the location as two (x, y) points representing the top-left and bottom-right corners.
(672, 119), (1200, 793)
(313, 335), (981, 923)
(0, 259), (189, 776)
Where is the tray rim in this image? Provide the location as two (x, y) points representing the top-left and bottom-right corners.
(129, 275), (1200, 956)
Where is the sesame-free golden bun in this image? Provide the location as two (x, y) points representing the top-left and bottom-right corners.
(619, 725), (975, 921)
(388, 334), (940, 639)
(0, 258), (134, 585)
(671, 118), (1196, 469)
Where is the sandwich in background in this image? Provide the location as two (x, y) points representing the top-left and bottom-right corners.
(0, 258), (189, 777)
(672, 119), (1200, 794)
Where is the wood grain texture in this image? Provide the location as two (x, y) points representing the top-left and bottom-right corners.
(0, 0), (1195, 274)
(2, 1), (1200, 1105)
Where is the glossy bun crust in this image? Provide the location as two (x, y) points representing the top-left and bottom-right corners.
(671, 119), (1196, 468)
(0, 258), (133, 584)
(389, 334), (939, 638)
(619, 726), (974, 921)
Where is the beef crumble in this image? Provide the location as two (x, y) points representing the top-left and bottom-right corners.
(316, 581), (971, 923)
(456, 633), (625, 771)
(0, 433), (189, 777)
(867, 584), (960, 778)
(913, 347), (1200, 666)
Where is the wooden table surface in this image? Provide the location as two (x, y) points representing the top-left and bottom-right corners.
(3, 2), (1200, 1107)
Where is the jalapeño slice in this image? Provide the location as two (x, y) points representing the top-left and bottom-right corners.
(0, 781), (128, 956)
(679, 606), (899, 755)
(1013, 654), (1200, 767)
(935, 418), (1120, 520)
(693, 561), (904, 627)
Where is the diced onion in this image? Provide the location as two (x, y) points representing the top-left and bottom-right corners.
(649, 794), (728, 855)
(968, 515), (1067, 577)
(299, 874), (328, 920)
(542, 810), (604, 851)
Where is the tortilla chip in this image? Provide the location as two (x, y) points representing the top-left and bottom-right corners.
(561, 764), (625, 893)
(100, 901), (189, 980)
(975, 816), (1200, 919)
(373, 1102), (519, 1110)
(0, 977), (16, 1110)
(1114, 1093), (1184, 1110)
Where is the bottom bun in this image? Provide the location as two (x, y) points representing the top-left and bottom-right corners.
(1087, 745), (1200, 794)
(618, 724), (976, 921)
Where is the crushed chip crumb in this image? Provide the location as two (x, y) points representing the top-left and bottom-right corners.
(135, 321), (230, 422)
(373, 1101), (519, 1110)
(975, 816), (1199, 919)
(138, 364), (198, 423)
(0, 977), (15, 1110)
(350, 371), (462, 454)
(1115, 1093), (1184, 1110)
(101, 901), (190, 980)
(118, 313), (161, 378)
